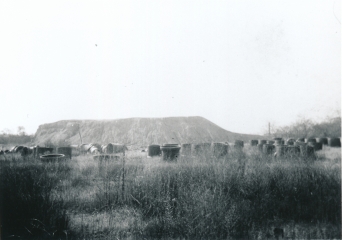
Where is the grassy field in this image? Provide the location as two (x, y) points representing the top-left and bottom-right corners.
(0, 146), (341, 239)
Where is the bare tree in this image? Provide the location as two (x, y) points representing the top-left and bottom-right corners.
(1, 128), (12, 135)
(265, 114), (340, 139)
(17, 126), (26, 136)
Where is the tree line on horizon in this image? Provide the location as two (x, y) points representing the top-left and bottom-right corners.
(266, 114), (341, 139)
(0, 126), (33, 145)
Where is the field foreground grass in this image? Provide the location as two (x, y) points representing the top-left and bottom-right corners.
(0, 147), (341, 239)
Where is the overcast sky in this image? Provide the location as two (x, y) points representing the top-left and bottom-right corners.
(0, 0), (340, 135)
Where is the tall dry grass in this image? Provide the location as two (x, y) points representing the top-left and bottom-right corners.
(0, 156), (70, 239)
(1, 146), (341, 239)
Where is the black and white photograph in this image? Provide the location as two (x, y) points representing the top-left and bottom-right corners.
(0, 0), (340, 239)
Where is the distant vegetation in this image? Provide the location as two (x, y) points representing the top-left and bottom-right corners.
(0, 134), (32, 145)
(267, 114), (341, 139)
(0, 126), (33, 145)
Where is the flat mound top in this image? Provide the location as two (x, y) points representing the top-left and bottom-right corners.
(34, 116), (261, 146)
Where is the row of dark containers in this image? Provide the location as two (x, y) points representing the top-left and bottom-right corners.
(249, 137), (341, 149)
(147, 142), (235, 160)
(249, 137), (341, 158)
(147, 137), (341, 160)
(2, 137), (339, 161)
(0, 143), (128, 158)
(78, 143), (127, 155)
(0, 143), (228, 161)
(253, 141), (316, 157)
(0, 145), (72, 158)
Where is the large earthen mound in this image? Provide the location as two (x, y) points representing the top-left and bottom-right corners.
(34, 116), (261, 147)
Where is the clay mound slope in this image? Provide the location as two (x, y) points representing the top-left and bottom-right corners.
(34, 116), (261, 146)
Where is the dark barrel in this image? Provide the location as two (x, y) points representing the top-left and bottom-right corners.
(102, 143), (114, 154)
(35, 147), (54, 158)
(308, 142), (322, 151)
(299, 144), (315, 158)
(70, 145), (80, 156)
(211, 142), (229, 157)
(275, 145), (286, 157)
(258, 140), (267, 144)
(161, 144), (181, 161)
(285, 139), (295, 145)
(147, 145), (161, 157)
(57, 147), (72, 159)
(286, 146), (300, 156)
(181, 143), (192, 156)
(305, 138), (317, 143)
(316, 138), (328, 145)
(20, 147), (29, 156)
(263, 144), (275, 155)
(234, 140), (244, 149)
(274, 140), (284, 146)
(250, 140), (258, 146)
(13, 146), (24, 153)
(192, 143), (211, 155)
(257, 144), (264, 152)
(40, 154), (66, 162)
(327, 138), (341, 147)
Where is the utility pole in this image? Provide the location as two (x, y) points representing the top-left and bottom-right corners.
(268, 122), (271, 137)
